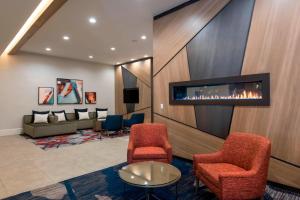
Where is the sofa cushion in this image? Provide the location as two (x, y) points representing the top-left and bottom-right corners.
(133, 147), (167, 160)
(27, 121), (72, 127)
(197, 163), (246, 187)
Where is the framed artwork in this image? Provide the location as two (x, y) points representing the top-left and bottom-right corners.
(38, 87), (54, 105)
(57, 78), (83, 104)
(85, 92), (97, 104)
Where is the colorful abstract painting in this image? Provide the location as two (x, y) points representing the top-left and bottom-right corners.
(57, 78), (83, 104)
(38, 87), (54, 105)
(85, 92), (96, 104)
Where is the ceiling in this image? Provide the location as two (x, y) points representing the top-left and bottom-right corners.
(0, 0), (41, 54)
(19, 0), (190, 65)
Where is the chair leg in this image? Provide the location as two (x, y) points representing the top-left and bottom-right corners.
(195, 177), (200, 193)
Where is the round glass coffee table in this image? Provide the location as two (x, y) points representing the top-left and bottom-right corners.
(119, 161), (181, 200)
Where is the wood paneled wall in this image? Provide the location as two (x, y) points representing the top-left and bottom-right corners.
(115, 59), (151, 122)
(153, 0), (230, 75)
(123, 59), (151, 86)
(153, 47), (196, 127)
(115, 66), (127, 115)
(153, 0), (300, 188)
(230, 0), (300, 166)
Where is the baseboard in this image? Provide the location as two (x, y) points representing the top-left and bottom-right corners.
(0, 128), (22, 136)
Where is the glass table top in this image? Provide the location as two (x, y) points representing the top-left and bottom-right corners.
(118, 161), (181, 188)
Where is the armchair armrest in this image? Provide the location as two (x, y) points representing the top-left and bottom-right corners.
(127, 139), (134, 163)
(163, 139), (172, 162)
(193, 151), (224, 172)
(219, 170), (264, 198)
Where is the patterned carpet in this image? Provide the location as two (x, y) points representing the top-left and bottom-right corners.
(4, 158), (300, 200)
(24, 129), (128, 150)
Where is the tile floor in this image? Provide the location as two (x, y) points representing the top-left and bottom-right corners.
(0, 134), (128, 199)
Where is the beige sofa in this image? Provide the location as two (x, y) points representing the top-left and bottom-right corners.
(23, 112), (97, 138)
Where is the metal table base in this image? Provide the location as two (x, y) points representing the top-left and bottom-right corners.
(123, 182), (178, 200)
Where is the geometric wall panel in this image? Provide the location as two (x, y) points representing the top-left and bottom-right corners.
(153, 0), (300, 188)
(194, 105), (234, 139)
(153, 0), (231, 75)
(123, 59), (151, 86)
(122, 67), (137, 113)
(115, 58), (152, 120)
(153, 48), (197, 128)
(230, 0), (300, 167)
(186, 0), (255, 138)
(115, 66), (127, 115)
(135, 80), (151, 111)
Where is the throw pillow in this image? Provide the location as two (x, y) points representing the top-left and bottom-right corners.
(78, 111), (90, 120)
(75, 108), (88, 119)
(52, 110), (67, 121)
(96, 108), (108, 118)
(55, 112), (66, 122)
(97, 110), (108, 119)
(33, 113), (49, 123)
(32, 110), (49, 123)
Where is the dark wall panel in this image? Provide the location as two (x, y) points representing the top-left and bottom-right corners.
(186, 0), (255, 138)
(122, 67), (137, 113)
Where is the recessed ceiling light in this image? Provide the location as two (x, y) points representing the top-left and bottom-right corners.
(141, 35), (147, 40)
(110, 47), (116, 51)
(63, 35), (70, 40)
(45, 47), (51, 51)
(116, 62), (120, 65)
(130, 58), (135, 61)
(144, 54), (148, 58)
(89, 55), (94, 59)
(89, 17), (97, 24)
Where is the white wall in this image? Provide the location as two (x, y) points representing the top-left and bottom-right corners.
(0, 52), (115, 134)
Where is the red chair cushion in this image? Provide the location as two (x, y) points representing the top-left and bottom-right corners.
(133, 147), (167, 160)
(197, 163), (246, 187)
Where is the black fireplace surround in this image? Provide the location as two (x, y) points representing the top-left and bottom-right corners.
(169, 73), (270, 106)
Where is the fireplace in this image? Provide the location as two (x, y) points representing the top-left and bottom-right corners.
(169, 73), (270, 106)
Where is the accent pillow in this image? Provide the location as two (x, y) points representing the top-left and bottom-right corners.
(55, 112), (67, 122)
(96, 108), (108, 118)
(32, 110), (49, 123)
(97, 110), (107, 119)
(52, 110), (67, 121)
(75, 108), (88, 119)
(33, 113), (49, 123)
(78, 111), (90, 120)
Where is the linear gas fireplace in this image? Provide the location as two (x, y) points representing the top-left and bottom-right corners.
(169, 73), (270, 106)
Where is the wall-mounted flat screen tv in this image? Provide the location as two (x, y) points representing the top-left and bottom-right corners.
(123, 88), (139, 103)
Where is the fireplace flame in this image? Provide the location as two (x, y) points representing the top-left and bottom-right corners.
(183, 90), (262, 101)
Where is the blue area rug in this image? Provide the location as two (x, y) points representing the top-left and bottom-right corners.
(4, 158), (300, 200)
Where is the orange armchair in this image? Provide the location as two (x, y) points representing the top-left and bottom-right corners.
(193, 132), (271, 200)
(127, 123), (172, 164)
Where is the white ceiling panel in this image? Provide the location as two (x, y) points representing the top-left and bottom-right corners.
(21, 0), (190, 64)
